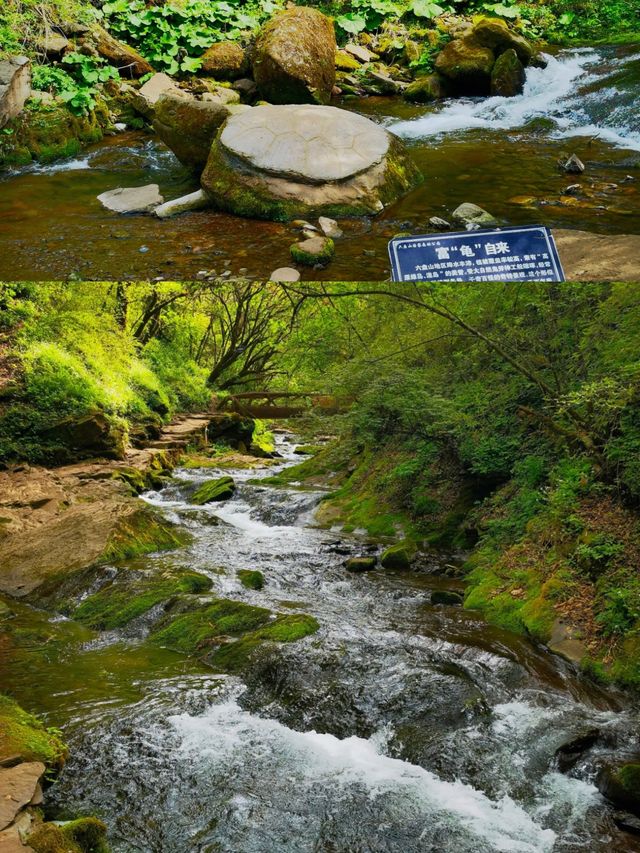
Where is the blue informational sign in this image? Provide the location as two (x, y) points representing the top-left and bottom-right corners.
(389, 225), (565, 283)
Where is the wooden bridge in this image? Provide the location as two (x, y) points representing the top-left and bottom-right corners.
(219, 391), (341, 419)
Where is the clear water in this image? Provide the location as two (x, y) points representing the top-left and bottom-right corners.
(0, 45), (638, 281)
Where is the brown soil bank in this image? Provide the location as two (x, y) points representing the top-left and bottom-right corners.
(0, 412), (234, 597)
(555, 230), (640, 281)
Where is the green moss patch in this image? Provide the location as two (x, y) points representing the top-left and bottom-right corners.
(72, 570), (212, 630)
(29, 817), (110, 853)
(191, 476), (236, 505)
(208, 614), (320, 671)
(0, 694), (67, 768)
(380, 540), (416, 570)
(238, 569), (265, 590)
(101, 508), (191, 564)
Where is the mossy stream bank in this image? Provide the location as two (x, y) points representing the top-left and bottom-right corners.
(3, 430), (640, 851)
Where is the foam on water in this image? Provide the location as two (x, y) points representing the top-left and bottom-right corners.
(391, 48), (640, 151)
(170, 699), (557, 853)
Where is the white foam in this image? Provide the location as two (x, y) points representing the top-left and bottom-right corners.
(170, 700), (557, 852)
(391, 49), (640, 151)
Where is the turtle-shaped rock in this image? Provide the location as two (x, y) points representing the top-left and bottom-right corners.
(201, 104), (422, 220)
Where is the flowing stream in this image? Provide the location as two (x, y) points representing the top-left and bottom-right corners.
(3, 433), (640, 852)
(0, 44), (638, 281)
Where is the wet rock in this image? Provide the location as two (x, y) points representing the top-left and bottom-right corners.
(318, 217), (343, 238)
(153, 93), (231, 172)
(208, 413), (255, 449)
(431, 590), (464, 606)
(0, 824), (35, 852)
(490, 49), (525, 97)
(238, 569), (265, 590)
(97, 184), (163, 214)
(548, 617), (587, 663)
(131, 72), (185, 119)
(200, 41), (248, 80)
(366, 69), (403, 94)
(470, 18), (532, 65)
(335, 51), (361, 71)
(41, 411), (127, 459)
(291, 236), (334, 267)
(89, 24), (153, 77)
(554, 729), (601, 773)
(253, 7), (336, 105)
(599, 763), (640, 816)
(0, 762), (45, 831)
(451, 202), (497, 229)
(232, 78), (258, 101)
(201, 85), (241, 106)
(563, 154), (585, 174)
(429, 216), (451, 230)
(613, 811), (640, 835)
(155, 189), (210, 219)
(345, 556), (377, 572)
(191, 476), (236, 505)
(0, 57), (31, 129)
(37, 34), (69, 59)
(435, 38), (495, 95)
(345, 43), (377, 63)
(201, 104), (422, 220)
(404, 73), (450, 103)
(380, 541), (415, 570)
(530, 52), (549, 69)
(269, 267), (300, 282)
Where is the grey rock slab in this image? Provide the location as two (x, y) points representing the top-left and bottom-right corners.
(132, 72), (184, 117)
(0, 825), (35, 853)
(451, 202), (497, 228)
(269, 267), (300, 282)
(0, 57), (31, 129)
(345, 44), (378, 63)
(0, 762), (45, 831)
(219, 104), (390, 184)
(97, 185), (164, 214)
(318, 216), (343, 238)
(155, 189), (210, 219)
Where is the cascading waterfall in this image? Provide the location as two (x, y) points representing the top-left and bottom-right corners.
(391, 47), (640, 151)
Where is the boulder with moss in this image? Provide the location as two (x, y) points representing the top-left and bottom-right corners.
(28, 817), (110, 853)
(490, 48), (526, 97)
(435, 38), (496, 95)
(290, 236), (334, 267)
(201, 104), (422, 221)
(86, 24), (153, 78)
(380, 541), (416, 570)
(191, 476), (236, 505)
(404, 73), (451, 103)
(253, 7), (336, 105)
(0, 695), (67, 769)
(200, 42), (248, 80)
(470, 18), (533, 66)
(153, 93), (234, 172)
(238, 569), (265, 590)
(599, 763), (640, 815)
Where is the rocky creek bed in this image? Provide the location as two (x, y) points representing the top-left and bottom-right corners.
(1, 43), (639, 281)
(2, 431), (640, 851)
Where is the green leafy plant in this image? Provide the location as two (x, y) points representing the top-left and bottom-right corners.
(102, 0), (281, 74)
(31, 54), (118, 115)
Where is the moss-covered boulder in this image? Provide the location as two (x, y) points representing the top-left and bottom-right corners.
(29, 817), (110, 853)
(153, 93), (233, 172)
(0, 100), (109, 169)
(191, 476), (236, 505)
(0, 695), (67, 768)
(599, 763), (640, 815)
(404, 73), (451, 103)
(201, 104), (422, 221)
(490, 48), (526, 97)
(435, 38), (495, 95)
(380, 541), (416, 570)
(253, 7), (336, 105)
(41, 410), (126, 461)
(431, 589), (464, 605)
(345, 556), (377, 572)
(72, 569), (213, 630)
(238, 569), (265, 590)
(290, 236), (334, 267)
(200, 42), (248, 80)
(470, 18), (533, 66)
(28, 817), (110, 853)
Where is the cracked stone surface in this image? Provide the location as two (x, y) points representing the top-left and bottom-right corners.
(220, 105), (390, 184)
(0, 763), (45, 832)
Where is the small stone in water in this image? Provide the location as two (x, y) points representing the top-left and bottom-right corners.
(429, 216), (451, 230)
(270, 267), (300, 282)
(318, 216), (343, 238)
(563, 154), (585, 174)
(139, 245), (149, 253)
(563, 184), (581, 195)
